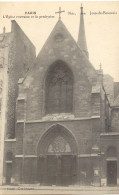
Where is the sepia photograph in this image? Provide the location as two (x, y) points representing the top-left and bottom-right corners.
(0, 1), (119, 194)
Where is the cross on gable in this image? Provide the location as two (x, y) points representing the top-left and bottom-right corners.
(55, 7), (65, 20)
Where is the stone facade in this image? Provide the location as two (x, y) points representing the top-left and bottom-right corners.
(0, 21), (36, 185)
(0, 11), (119, 186)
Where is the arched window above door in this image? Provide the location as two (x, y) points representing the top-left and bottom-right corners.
(37, 124), (77, 155)
(45, 60), (73, 114)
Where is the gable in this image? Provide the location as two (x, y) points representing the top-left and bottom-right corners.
(17, 20), (98, 120)
(26, 20), (96, 86)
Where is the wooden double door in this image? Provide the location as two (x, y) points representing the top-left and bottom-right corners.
(38, 155), (77, 186)
(107, 161), (117, 186)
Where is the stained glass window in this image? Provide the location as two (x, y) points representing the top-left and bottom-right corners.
(45, 60), (73, 114)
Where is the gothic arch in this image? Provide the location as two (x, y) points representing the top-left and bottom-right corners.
(45, 60), (74, 114)
(37, 124), (78, 155)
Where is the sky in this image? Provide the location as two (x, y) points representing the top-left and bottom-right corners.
(0, 1), (119, 81)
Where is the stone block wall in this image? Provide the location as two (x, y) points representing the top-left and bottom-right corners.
(14, 118), (102, 157)
(111, 108), (119, 132)
(103, 74), (114, 105)
(6, 20), (36, 138)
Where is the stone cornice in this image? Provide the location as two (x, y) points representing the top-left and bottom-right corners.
(23, 116), (100, 124)
(5, 139), (16, 142)
(100, 132), (119, 136)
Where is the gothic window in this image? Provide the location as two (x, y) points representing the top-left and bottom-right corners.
(45, 60), (73, 114)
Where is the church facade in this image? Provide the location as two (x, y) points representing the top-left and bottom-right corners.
(0, 6), (119, 186)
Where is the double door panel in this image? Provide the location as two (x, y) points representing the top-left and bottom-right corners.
(38, 155), (77, 186)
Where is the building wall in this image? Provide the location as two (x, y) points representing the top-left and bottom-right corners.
(111, 108), (119, 132)
(103, 74), (114, 104)
(0, 43), (9, 185)
(1, 20), (36, 184)
(6, 20), (36, 139)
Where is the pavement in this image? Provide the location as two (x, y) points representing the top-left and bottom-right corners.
(0, 185), (119, 194)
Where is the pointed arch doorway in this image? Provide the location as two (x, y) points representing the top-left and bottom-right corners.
(37, 125), (78, 186)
